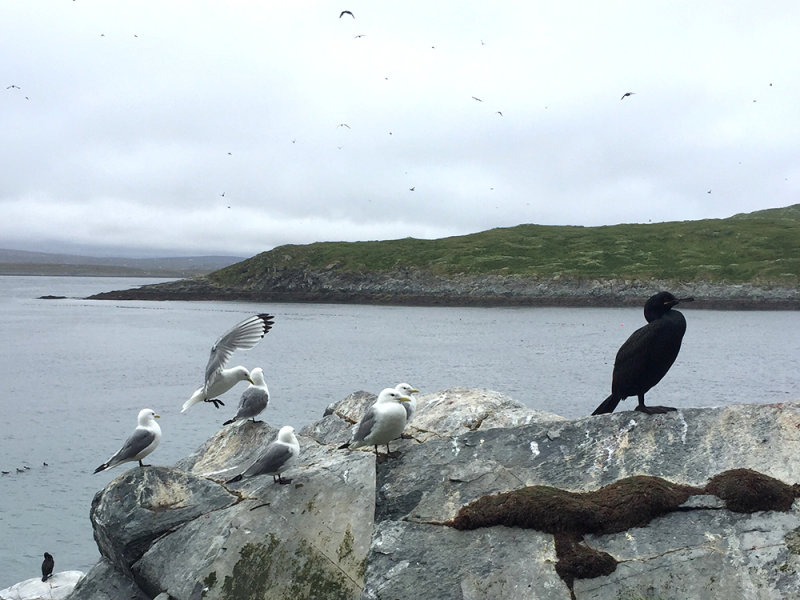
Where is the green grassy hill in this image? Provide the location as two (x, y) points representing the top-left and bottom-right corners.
(211, 204), (800, 286)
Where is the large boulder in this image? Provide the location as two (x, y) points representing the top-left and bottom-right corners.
(67, 391), (800, 600)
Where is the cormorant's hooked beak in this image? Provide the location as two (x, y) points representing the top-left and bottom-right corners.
(666, 296), (694, 307)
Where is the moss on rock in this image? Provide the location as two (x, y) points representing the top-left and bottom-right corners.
(705, 468), (799, 513)
(450, 475), (700, 536)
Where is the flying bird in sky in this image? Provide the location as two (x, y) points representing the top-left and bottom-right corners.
(620, 92), (636, 100)
(339, 10), (354, 18)
(472, 96), (483, 102)
(337, 123), (350, 129)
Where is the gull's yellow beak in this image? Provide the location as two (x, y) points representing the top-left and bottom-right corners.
(410, 388), (420, 394)
(398, 395), (412, 403)
(154, 414), (161, 419)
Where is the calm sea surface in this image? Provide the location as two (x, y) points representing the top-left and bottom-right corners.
(0, 275), (798, 586)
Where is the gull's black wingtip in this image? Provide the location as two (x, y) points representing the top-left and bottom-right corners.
(257, 313), (275, 333)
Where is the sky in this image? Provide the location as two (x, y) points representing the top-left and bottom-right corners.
(1, 1), (798, 258)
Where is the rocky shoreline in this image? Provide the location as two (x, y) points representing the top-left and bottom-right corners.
(87, 269), (800, 310)
(65, 389), (800, 600)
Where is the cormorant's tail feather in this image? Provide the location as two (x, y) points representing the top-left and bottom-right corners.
(592, 394), (621, 415)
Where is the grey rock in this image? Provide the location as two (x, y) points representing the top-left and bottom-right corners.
(363, 520), (569, 600)
(578, 508), (800, 599)
(90, 466), (238, 574)
(74, 391), (800, 600)
(64, 558), (148, 600)
(302, 387), (564, 448)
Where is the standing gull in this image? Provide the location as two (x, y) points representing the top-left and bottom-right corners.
(226, 425), (300, 485)
(395, 383), (420, 422)
(223, 367), (270, 425)
(182, 314), (274, 412)
(592, 292), (693, 415)
(41, 552), (54, 582)
(94, 409), (161, 473)
(348, 388), (411, 457)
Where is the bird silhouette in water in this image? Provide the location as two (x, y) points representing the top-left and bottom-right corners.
(592, 291), (693, 415)
(42, 552), (54, 581)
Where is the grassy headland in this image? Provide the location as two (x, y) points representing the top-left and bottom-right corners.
(89, 205), (800, 308)
(212, 205), (799, 284)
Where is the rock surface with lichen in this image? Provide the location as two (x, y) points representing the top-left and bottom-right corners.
(66, 390), (800, 600)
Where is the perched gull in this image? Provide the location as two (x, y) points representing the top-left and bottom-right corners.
(223, 367), (270, 426)
(41, 552), (54, 582)
(226, 425), (300, 485)
(348, 388), (411, 456)
(94, 409), (161, 473)
(182, 314), (274, 413)
(395, 383), (420, 421)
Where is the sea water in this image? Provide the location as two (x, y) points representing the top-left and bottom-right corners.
(0, 275), (798, 586)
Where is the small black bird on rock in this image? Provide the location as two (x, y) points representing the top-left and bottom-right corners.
(592, 291), (693, 415)
(42, 552), (54, 582)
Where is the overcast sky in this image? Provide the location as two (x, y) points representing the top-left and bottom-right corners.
(2, 1), (798, 257)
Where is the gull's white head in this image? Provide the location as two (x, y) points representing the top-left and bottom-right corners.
(277, 425), (297, 443)
(138, 408), (160, 425)
(250, 367), (266, 385)
(229, 366), (253, 384)
(395, 383), (419, 396)
(376, 388), (412, 404)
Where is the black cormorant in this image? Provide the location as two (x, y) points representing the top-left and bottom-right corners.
(42, 552), (54, 582)
(592, 291), (693, 415)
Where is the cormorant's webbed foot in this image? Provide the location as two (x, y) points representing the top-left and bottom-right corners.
(635, 405), (677, 414)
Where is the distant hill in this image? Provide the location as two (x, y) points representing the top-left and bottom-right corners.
(89, 204), (800, 308)
(0, 249), (245, 277)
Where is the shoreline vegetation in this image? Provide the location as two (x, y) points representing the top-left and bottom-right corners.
(88, 205), (799, 310)
(11, 205), (800, 309)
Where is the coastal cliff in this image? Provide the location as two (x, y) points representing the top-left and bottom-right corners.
(67, 389), (800, 600)
(88, 270), (800, 309)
